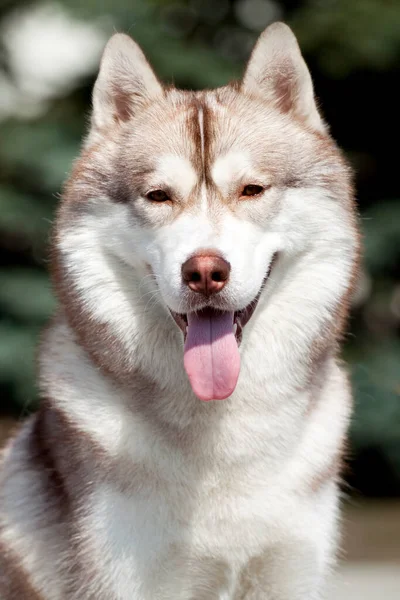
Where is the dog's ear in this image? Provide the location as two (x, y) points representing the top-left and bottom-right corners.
(242, 23), (325, 133)
(90, 33), (162, 137)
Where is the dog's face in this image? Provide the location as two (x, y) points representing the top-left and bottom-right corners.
(111, 93), (304, 313)
(57, 24), (358, 401)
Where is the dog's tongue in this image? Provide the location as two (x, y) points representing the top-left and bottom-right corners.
(184, 309), (240, 401)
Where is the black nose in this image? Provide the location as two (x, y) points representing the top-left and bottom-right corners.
(181, 252), (230, 296)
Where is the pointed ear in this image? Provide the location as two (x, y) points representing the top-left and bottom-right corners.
(242, 23), (325, 133)
(90, 33), (163, 134)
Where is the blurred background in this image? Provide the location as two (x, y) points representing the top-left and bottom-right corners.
(0, 0), (399, 597)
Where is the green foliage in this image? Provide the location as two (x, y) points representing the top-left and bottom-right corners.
(0, 270), (56, 321)
(362, 200), (400, 273)
(292, 0), (400, 75)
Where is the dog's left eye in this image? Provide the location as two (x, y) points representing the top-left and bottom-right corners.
(241, 185), (264, 197)
(146, 190), (170, 202)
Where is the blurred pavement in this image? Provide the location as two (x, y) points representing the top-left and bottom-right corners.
(330, 563), (400, 599)
(329, 501), (400, 599)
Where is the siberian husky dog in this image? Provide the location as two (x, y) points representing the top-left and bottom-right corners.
(0, 22), (359, 600)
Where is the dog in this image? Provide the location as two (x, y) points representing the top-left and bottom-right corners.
(0, 22), (359, 599)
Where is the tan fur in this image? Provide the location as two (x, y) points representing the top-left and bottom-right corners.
(0, 542), (43, 599)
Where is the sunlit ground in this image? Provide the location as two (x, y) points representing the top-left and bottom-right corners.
(329, 501), (400, 599)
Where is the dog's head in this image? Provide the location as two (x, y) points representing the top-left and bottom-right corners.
(55, 24), (358, 401)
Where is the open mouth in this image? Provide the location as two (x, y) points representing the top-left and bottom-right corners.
(170, 257), (276, 402)
(171, 267), (271, 345)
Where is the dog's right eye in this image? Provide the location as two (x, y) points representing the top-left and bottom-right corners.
(146, 190), (170, 202)
(241, 184), (264, 198)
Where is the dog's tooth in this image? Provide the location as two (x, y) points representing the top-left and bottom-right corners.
(233, 323), (238, 335)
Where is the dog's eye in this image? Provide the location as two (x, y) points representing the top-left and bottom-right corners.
(146, 190), (170, 202)
(241, 185), (264, 198)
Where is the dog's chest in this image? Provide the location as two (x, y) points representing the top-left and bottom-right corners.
(77, 461), (285, 599)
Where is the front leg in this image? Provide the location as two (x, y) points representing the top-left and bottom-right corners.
(234, 489), (339, 600)
(234, 541), (328, 600)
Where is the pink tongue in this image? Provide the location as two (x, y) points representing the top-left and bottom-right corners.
(184, 310), (240, 401)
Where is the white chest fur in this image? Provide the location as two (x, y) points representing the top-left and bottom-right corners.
(74, 399), (341, 600)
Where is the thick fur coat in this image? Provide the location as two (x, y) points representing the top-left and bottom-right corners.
(0, 23), (359, 599)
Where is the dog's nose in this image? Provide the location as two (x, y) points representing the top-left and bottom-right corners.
(182, 253), (230, 296)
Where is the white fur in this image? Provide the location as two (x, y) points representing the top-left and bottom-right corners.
(198, 106), (205, 170)
(211, 150), (267, 192)
(155, 154), (198, 198)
